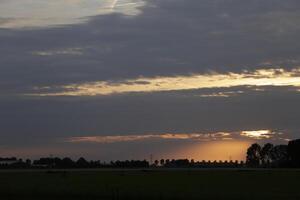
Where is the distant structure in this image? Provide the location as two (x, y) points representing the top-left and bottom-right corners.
(0, 157), (18, 165)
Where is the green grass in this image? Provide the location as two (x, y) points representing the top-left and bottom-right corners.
(0, 169), (300, 200)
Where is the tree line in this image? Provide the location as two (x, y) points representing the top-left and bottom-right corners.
(246, 139), (300, 167)
(0, 157), (245, 169)
(1, 139), (299, 169)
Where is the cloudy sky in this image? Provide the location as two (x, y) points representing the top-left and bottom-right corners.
(1, 0), (300, 161)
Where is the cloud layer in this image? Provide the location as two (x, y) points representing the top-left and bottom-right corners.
(30, 68), (300, 96)
(1, 0), (300, 159)
(67, 130), (288, 144)
(0, 0), (144, 28)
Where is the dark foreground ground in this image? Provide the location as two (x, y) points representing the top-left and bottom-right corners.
(1, 169), (300, 200)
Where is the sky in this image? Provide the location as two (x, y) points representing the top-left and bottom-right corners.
(1, 0), (300, 161)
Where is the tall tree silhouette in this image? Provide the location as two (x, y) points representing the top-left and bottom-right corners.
(270, 145), (289, 167)
(246, 143), (261, 167)
(288, 139), (300, 167)
(76, 157), (89, 168)
(260, 143), (273, 166)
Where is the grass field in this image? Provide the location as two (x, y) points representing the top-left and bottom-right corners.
(0, 169), (300, 200)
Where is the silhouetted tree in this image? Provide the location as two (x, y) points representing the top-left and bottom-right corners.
(165, 159), (170, 166)
(25, 159), (32, 166)
(33, 157), (54, 167)
(260, 143), (274, 166)
(60, 157), (75, 168)
(288, 139), (300, 167)
(76, 157), (89, 168)
(191, 159), (195, 166)
(270, 145), (289, 167)
(246, 143), (261, 167)
(160, 159), (165, 166)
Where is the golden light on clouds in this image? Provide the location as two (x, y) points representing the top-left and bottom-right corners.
(32, 68), (300, 96)
(240, 130), (273, 139)
(67, 132), (233, 143)
(67, 129), (287, 144)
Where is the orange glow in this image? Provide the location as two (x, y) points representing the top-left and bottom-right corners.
(65, 130), (288, 161)
(163, 140), (252, 161)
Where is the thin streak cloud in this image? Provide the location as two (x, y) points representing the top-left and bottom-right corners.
(31, 48), (84, 56)
(66, 130), (288, 144)
(31, 68), (300, 96)
(67, 133), (233, 143)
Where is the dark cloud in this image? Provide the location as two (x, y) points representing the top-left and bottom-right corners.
(1, 0), (300, 91)
(1, 86), (299, 145)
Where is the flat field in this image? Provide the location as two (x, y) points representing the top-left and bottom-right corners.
(0, 169), (299, 200)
